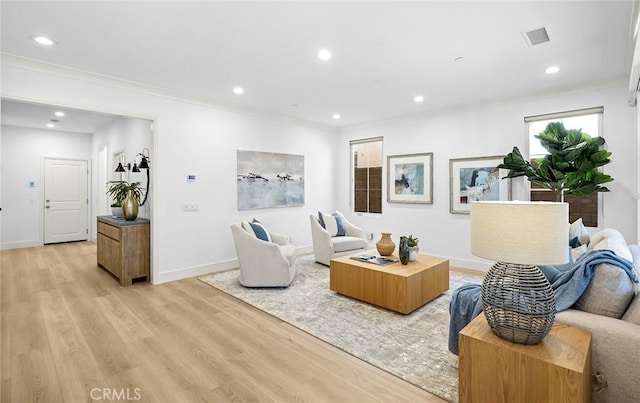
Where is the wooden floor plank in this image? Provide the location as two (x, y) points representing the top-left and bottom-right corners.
(62, 287), (137, 379)
(7, 299), (49, 355)
(1, 242), (444, 402)
(10, 349), (64, 403)
(38, 289), (109, 402)
(1, 250), (14, 403)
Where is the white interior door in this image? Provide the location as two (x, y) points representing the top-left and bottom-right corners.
(44, 158), (89, 244)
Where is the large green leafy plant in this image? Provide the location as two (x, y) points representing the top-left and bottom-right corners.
(106, 180), (144, 207)
(498, 122), (613, 202)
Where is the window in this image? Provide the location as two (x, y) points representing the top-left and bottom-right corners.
(351, 137), (383, 213)
(525, 107), (603, 227)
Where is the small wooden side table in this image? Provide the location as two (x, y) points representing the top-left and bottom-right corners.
(458, 314), (591, 403)
(97, 215), (150, 286)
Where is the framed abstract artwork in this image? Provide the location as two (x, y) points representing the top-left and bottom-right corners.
(237, 150), (305, 210)
(387, 152), (433, 204)
(449, 155), (511, 214)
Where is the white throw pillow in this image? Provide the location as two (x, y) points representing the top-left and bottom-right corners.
(569, 218), (590, 245)
(241, 221), (255, 236)
(320, 212), (338, 237)
(588, 228), (632, 263)
(241, 219), (272, 242)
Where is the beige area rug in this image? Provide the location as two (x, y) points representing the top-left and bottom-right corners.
(199, 254), (482, 402)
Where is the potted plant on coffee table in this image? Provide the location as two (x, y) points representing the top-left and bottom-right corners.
(106, 180), (144, 220)
(407, 234), (419, 261)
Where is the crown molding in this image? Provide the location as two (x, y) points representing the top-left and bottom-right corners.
(1, 53), (337, 132)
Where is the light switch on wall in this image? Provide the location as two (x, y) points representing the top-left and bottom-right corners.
(183, 203), (198, 212)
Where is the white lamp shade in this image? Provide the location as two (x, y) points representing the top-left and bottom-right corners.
(470, 201), (569, 265)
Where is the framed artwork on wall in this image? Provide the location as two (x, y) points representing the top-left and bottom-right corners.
(449, 155), (511, 214)
(387, 152), (433, 204)
(237, 150), (305, 210)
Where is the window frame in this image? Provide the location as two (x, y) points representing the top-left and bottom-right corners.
(350, 137), (383, 214)
(524, 107), (604, 228)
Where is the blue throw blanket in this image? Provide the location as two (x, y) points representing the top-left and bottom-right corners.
(448, 249), (638, 355)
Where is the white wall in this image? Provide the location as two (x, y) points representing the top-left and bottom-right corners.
(91, 115), (154, 238)
(337, 83), (637, 270)
(4, 58), (634, 279)
(1, 59), (337, 283)
(0, 125), (92, 249)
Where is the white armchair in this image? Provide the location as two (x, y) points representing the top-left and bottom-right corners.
(310, 211), (368, 266)
(230, 222), (296, 287)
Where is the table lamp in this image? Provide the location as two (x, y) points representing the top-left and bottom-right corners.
(470, 201), (568, 345)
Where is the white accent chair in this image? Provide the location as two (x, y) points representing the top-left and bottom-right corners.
(230, 222), (296, 287)
(310, 212), (368, 266)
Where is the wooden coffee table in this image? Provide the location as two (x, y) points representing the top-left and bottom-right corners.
(329, 251), (449, 314)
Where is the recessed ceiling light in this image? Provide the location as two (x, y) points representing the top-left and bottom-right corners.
(332, 113), (341, 120)
(54, 111), (65, 117)
(46, 123), (55, 128)
(233, 87), (244, 95)
(414, 95), (425, 103)
(33, 36), (55, 46)
(318, 49), (332, 61)
(545, 66), (560, 74)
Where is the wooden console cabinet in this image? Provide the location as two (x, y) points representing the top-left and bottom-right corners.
(97, 215), (150, 286)
(459, 314), (592, 403)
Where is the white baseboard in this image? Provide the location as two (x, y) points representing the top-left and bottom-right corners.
(296, 244), (314, 255)
(152, 244), (315, 284)
(447, 256), (490, 272)
(153, 258), (239, 285)
(1, 240), (42, 250)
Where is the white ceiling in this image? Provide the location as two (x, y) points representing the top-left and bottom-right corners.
(1, 99), (119, 134)
(0, 1), (636, 128)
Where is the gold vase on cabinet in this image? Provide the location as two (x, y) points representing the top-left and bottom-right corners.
(122, 190), (139, 221)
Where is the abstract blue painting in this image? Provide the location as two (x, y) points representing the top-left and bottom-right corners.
(237, 150), (305, 210)
(387, 152), (433, 204)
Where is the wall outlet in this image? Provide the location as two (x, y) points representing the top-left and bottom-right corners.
(183, 203), (198, 212)
(285, 235), (293, 244)
(367, 232), (374, 240)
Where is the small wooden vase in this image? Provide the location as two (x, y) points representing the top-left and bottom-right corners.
(376, 232), (395, 256)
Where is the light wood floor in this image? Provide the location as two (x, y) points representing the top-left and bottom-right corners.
(1, 242), (445, 402)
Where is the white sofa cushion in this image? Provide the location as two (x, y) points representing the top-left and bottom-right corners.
(622, 295), (640, 325)
(573, 263), (635, 318)
(572, 229), (638, 319)
(333, 236), (367, 253)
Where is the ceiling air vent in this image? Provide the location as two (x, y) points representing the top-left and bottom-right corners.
(522, 27), (550, 47)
